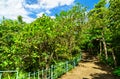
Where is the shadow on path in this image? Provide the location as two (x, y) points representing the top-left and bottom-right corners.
(60, 52), (120, 79)
(90, 73), (119, 79)
(82, 52), (120, 79)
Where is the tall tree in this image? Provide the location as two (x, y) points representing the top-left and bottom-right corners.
(56, 3), (86, 56)
(88, 0), (110, 60)
(109, 0), (120, 65)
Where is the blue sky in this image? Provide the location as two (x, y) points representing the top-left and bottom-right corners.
(0, 0), (99, 22)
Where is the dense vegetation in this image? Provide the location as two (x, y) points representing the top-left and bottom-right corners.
(0, 0), (120, 76)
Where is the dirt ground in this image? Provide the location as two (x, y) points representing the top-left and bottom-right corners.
(59, 53), (120, 79)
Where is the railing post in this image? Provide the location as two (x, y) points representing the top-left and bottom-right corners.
(45, 68), (47, 79)
(79, 53), (82, 61)
(54, 66), (57, 79)
(66, 61), (68, 72)
(50, 65), (53, 79)
(42, 68), (44, 79)
(34, 71), (35, 79)
(38, 70), (39, 79)
(48, 68), (50, 79)
(0, 72), (2, 79)
(16, 71), (19, 79)
(28, 72), (30, 79)
(73, 59), (75, 68)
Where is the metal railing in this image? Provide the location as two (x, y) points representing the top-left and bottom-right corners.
(0, 70), (18, 79)
(21, 54), (81, 79)
(0, 54), (81, 79)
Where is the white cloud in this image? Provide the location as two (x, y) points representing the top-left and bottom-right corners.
(24, 0), (74, 19)
(0, 0), (34, 23)
(36, 12), (44, 17)
(23, 0), (74, 10)
(0, 0), (74, 23)
(22, 15), (35, 23)
(36, 12), (55, 19)
(41, 0), (74, 9)
(50, 16), (55, 19)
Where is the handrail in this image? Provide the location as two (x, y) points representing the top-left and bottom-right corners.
(0, 70), (18, 79)
(0, 54), (81, 79)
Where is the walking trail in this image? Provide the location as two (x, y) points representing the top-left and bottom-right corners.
(59, 52), (120, 79)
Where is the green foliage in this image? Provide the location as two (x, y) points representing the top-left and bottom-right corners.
(98, 54), (114, 66)
(83, 0), (120, 68)
(0, 1), (120, 77)
(0, 3), (85, 72)
(113, 67), (120, 76)
(109, 0), (120, 65)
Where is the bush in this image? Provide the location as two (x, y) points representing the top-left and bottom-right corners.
(113, 67), (120, 76)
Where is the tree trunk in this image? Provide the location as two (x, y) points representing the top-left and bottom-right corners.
(99, 40), (102, 56)
(44, 52), (54, 79)
(111, 48), (117, 67)
(102, 32), (108, 60)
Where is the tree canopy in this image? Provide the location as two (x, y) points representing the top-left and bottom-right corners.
(0, 0), (120, 76)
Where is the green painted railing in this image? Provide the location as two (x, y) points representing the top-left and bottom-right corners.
(20, 54), (81, 79)
(0, 54), (81, 79)
(0, 70), (18, 79)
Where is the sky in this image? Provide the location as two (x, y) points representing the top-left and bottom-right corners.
(0, 0), (99, 23)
